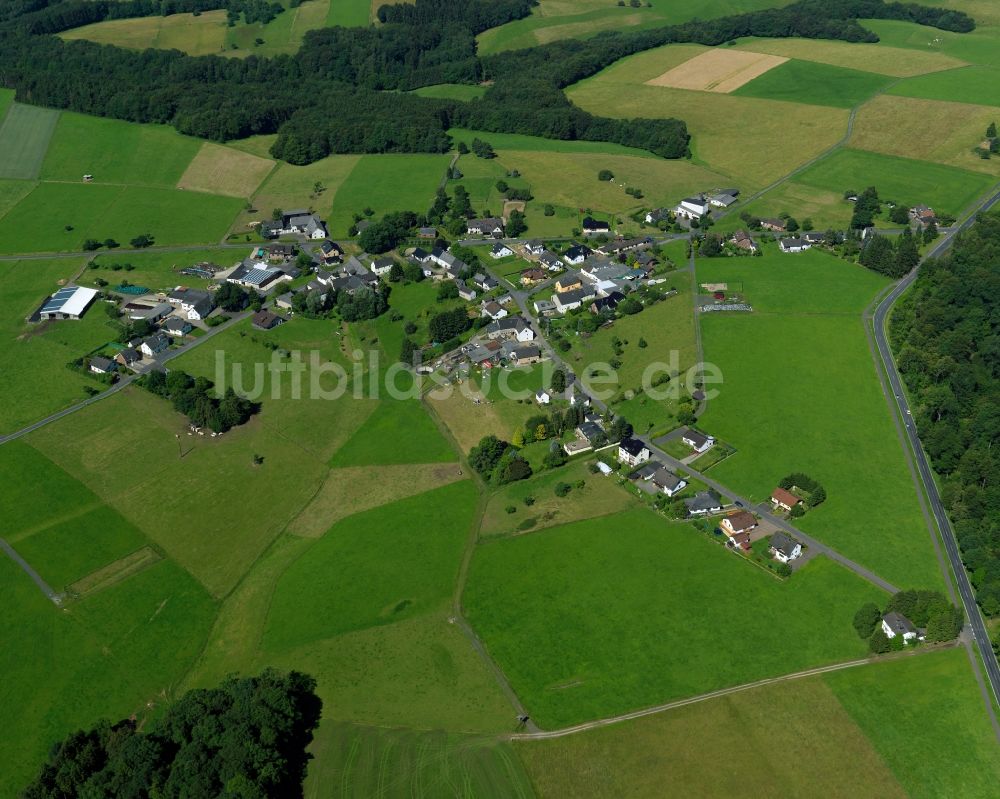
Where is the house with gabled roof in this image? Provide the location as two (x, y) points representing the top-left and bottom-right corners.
(652, 467), (687, 497)
(563, 244), (592, 264)
(618, 437), (650, 467)
(467, 217), (505, 238)
(769, 531), (802, 563)
(882, 611), (921, 643)
(770, 487), (800, 512)
(582, 217), (610, 236)
(681, 428), (715, 453)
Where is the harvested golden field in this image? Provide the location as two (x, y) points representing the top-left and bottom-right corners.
(734, 36), (967, 77)
(177, 142), (275, 197)
(647, 49), (788, 92)
(849, 94), (1000, 176)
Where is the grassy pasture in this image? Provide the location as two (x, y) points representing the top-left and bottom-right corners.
(697, 252), (943, 589)
(327, 0), (371, 27)
(263, 479), (478, 650)
(732, 58), (893, 108)
(177, 141), (274, 197)
(465, 508), (886, 728)
(225, 0), (332, 58)
(849, 94), (1000, 175)
(85, 247), (243, 292)
(0, 87), (13, 118)
(328, 399), (458, 466)
(518, 669), (906, 798)
(411, 83), (486, 101)
(825, 647), (1000, 798)
(303, 723), (534, 798)
(715, 181), (851, 232)
(0, 103), (60, 180)
(60, 10), (229, 55)
(0, 556), (214, 798)
(328, 153), (450, 236)
(0, 179), (37, 220)
(794, 148), (995, 217)
(41, 113), (200, 187)
(566, 46), (849, 189)
(732, 35), (968, 76)
(0, 183), (243, 253)
(889, 64), (1000, 107)
(863, 19), (1000, 68)
(0, 258), (116, 434)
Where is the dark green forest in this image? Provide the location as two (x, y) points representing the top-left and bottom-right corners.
(0, 0), (974, 164)
(891, 212), (1000, 614)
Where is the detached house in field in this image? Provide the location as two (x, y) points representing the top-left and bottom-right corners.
(161, 317), (193, 337)
(318, 239), (344, 264)
(779, 237), (811, 254)
(490, 242), (514, 259)
(252, 310), (285, 330)
(681, 428), (715, 453)
(115, 347), (142, 368)
(761, 218), (787, 233)
(769, 531), (802, 563)
(456, 280), (477, 301)
(674, 196), (710, 221)
(720, 510), (758, 550)
(770, 487), (801, 513)
(524, 239), (546, 255)
(88, 356), (117, 375)
(582, 217), (610, 236)
(652, 467), (687, 498)
(645, 208), (671, 225)
(730, 230), (758, 253)
(882, 611), (921, 643)
(267, 209), (327, 240)
(467, 217), (505, 238)
(618, 437), (650, 467)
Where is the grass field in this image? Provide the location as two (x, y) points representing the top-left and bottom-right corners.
(263, 480), (477, 650)
(732, 34), (969, 76)
(327, 153), (450, 236)
(0, 183), (243, 253)
(732, 58), (893, 108)
(225, 0), (332, 57)
(0, 258), (116, 435)
(566, 45), (849, 189)
(889, 64), (1000, 107)
(466, 507), (885, 728)
(794, 148), (995, 216)
(327, 0), (371, 27)
(697, 250), (943, 589)
(177, 141), (274, 197)
(0, 88), (13, 119)
(715, 180), (851, 232)
(0, 555), (215, 797)
(849, 94), (1000, 175)
(0, 179), (37, 219)
(84, 247), (243, 292)
(646, 49), (788, 93)
(0, 103), (60, 180)
(60, 10), (230, 55)
(328, 399), (457, 466)
(303, 723), (535, 798)
(863, 19), (1000, 68)
(40, 113), (201, 187)
(518, 667), (906, 798)
(411, 84), (486, 101)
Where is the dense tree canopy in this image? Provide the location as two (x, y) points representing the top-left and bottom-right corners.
(891, 212), (1000, 614)
(23, 670), (322, 799)
(139, 369), (258, 432)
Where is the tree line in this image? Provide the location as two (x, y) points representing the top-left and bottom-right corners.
(0, 0), (974, 164)
(138, 369), (259, 432)
(891, 211), (1000, 615)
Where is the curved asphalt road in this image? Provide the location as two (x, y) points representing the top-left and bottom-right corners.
(871, 187), (1000, 706)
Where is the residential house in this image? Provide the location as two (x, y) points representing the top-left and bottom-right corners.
(652, 468), (687, 497)
(252, 310), (285, 330)
(761, 218), (787, 233)
(471, 272), (499, 292)
(115, 347), (141, 368)
(539, 250), (563, 271)
(456, 281), (477, 301)
(590, 291), (625, 314)
(644, 208), (670, 224)
(552, 286), (597, 314)
(779, 237), (811, 254)
(490, 242), (514, 259)
(485, 316), (534, 342)
(730, 230), (758, 253)
(481, 301), (508, 321)
(274, 293), (295, 311)
(563, 244), (592, 264)
(140, 333), (170, 357)
(371, 256), (396, 277)
(770, 487), (801, 512)
(467, 217), (505, 238)
(524, 240), (546, 256)
(581, 217), (611, 236)
(721, 510), (758, 550)
(88, 355), (117, 375)
(418, 226), (437, 239)
(802, 232), (826, 245)
(882, 611), (921, 643)
(555, 274), (583, 293)
(520, 268), (547, 286)
(275, 209), (327, 239)
(169, 287), (214, 321)
(769, 531), (802, 563)
(161, 317), (192, 336)
(598, 237), (651, 257)
(909, 205), (935, 224)
(535, 390), (551, 405)
(512, 345), (543, 366)
(533, 298), (556, 315)
(685, 491), (722, 516)
(409, 247), (432, 263)
(681, 428), (715, 453)
(256, 243), (295, 262)
(618, 437), (650, 467)
(318, 239), (344, 264)
(674, 196), (710, 221)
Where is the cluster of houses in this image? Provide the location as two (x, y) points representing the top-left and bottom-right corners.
(621, 439), (690, 498)
(261, 209), (328, 241)
(463, 314), (542, 369)
(644, 188), (740, 226)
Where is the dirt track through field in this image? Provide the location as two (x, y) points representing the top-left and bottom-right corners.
(646, 49), (788, 93)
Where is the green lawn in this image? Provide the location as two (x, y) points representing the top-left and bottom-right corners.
(412, 84), (486, 101)
(40, 113), (200, 187)
(889, 64), (1000, 107)
(825, 647), (1000, 799)
(0, 556), (215, 797)
(863, 19), (1000, 69)
(697, 251), (943, 589)
(0, 103), (60, 180)
(328, 399), (458, 466)
(328, 153), (450, 236)
(263, 480), (478, 651)
(732, 58), (893, 108)
(326, 0), (370, 27)
(0, 183), (243, 253)
(794, 147), (995, 217)
(466, 507), (886, 728)
(85, 247), (243, 292)
(225, 0), (332, 57)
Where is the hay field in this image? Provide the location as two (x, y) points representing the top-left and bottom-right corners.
(646, 49), (788, 93)
(60, 11), (229, 55)
(177, 141), (275, 197)
(733, 36), (968, 76)
(0, 104), (60, 180)
(849, 94), (1000, 176)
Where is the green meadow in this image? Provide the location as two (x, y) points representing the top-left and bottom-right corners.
(889, 64), (1000, 108)
(863, 19), (1000, 68)
(794, 148), (995, 216)
(733, 58), (893, 108)
(0, 103), (60, 180)
(328, 399), (457, 466)
(412, 83), (486, 101)
(697, 249), (943, 589)
(465, 507), (886, 728)
(326, 0), (371, 28)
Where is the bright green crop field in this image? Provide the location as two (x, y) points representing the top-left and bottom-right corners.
(889, 64), (1000, 108)
(0, 103), (60, 180)
(733, 58), (893, 108)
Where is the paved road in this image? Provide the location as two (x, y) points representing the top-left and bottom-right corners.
(869, 186), (1000, 707)
(0, 309), (251, 447)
